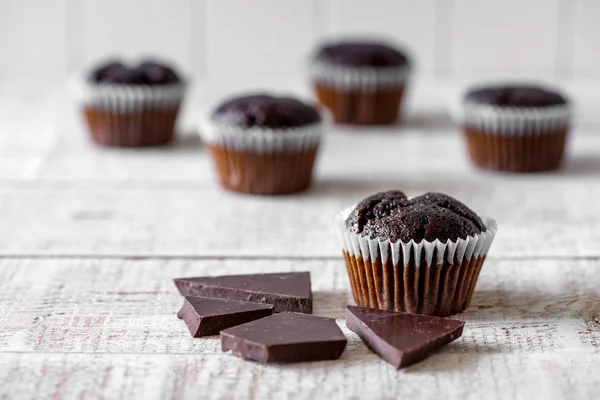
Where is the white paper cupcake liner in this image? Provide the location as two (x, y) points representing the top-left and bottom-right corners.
(197, 115), (324, 153)
(334, 205), (497, 316)
(461, 101), (571, 136)
(71, 72), (187, 113)
(309, 61), (409, 89)
(335, 206), (497, 267)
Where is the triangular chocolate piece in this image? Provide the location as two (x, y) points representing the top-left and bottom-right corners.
(173, 272), (312, 313)
(177, 296), (274, 337)
(221, 312), (347, 363)
(346, 305), (464, 369)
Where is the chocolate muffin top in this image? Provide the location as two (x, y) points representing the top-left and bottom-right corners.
(345, 191), (485, 243)
(465, 85), (567, 107)
(314, 41), (409, 68)
(90, 59), (181, 85)
(212, 94), (322, 129)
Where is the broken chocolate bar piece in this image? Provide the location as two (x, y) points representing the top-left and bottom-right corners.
(173, 272), (312, 313)
(177, 296), (274, 337)
(221, 312), (347, 363)
(346, 305), (464, 369)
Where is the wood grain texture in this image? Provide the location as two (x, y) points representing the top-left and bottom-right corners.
(2, 83), (600, 399)
(0, 180), (599, 257)
(34, 127), (600, 183)
(1, 258), (599, 354)
(0, 258), (599, 399)
(0, 83), (61, 154)
(1, 353), (598, 400)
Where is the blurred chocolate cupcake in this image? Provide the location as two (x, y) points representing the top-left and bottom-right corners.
(335, 191), (497, 317)
(461, 84), (571, 172)
(73, 59), (186, 147)
(310, 40), (410, 125)
(199, 93), (323, 195)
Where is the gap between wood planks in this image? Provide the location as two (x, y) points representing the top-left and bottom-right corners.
(0, 254), (599, 261)
(0, 351), (228, 356)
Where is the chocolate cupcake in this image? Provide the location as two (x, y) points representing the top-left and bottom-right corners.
(199, 93), (323, 195)
(335, 191), (497, 317)
(73, 59), (186, 147)
(310, 40), (410, 125)
(461, 84), (571, 172)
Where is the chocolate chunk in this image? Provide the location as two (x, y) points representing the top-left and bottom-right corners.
(212, 94), (322, 129)
(345, 190), (485, 243)
(177, 296), (274, 337)
(465, 85), (567, 107)
(221, 312), (347, 363)
(346, 305), (464, 369)
(173, 272), (312, 313)
(314, 41), (409, 68)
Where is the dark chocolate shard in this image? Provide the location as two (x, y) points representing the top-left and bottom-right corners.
(221, 312), (347, 363)
(177, 296), (274, 337)
(346, 305), (464, 369)
(173, 272), (312, 313)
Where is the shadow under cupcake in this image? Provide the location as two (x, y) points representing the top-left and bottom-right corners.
(335, 191), (497, 317)
(73, 59), (187, 148)
(460, 84), (571, 172)
(199, 93), (324, 195)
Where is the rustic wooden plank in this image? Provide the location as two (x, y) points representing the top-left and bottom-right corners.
(1, 352), (598, 400)
(0, 83), (62, 180)
(1, 81), (600, 400)
(0, 83), (62, 152)
(32, 126), (600, 184)
(0, 258), (598, 355)
(2, 81), (600, 185)
(0, 258), (346, 355)
(0, 157), (44, 180)
(0, 179), (598, 257)
(1, 257), (599, 399)
(1, 82), (600, 184)
(3, 122), (600, 185)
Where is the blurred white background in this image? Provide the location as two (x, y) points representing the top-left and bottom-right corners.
(1, 0), (599, 83)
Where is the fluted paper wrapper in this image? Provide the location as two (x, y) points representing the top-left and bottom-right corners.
(463, 127), (568, 172)
(198, 116), (323, 195)
(310, 61), (409, 89)
(461, 102), (571, 135)
(335, 206), (497, 317)
(71, 73), (186, 147)
(309, 61), (409, 125)
(72, 72), (186, 112)
(458, 101), (571, 172)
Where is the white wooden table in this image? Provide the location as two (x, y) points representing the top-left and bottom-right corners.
(1, 80), (599, 400)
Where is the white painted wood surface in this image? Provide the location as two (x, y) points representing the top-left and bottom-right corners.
(1, 82), (600, 399)
(1, 258), (599, 399)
